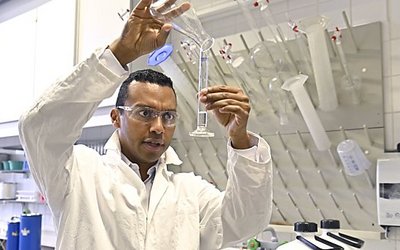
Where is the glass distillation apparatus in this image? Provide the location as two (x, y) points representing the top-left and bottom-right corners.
(150, 0), (215, 137)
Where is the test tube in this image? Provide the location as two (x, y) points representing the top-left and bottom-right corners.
(190, 49), (214, 137)
(288, 20), (314, 76)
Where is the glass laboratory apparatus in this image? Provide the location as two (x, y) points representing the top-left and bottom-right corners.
(235, 0), (297, 125)
(332, 27), (362, 105)
(249, 41), (296, 125)
(150, 0), (215, 137)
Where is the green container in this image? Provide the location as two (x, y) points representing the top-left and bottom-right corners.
(2, 161), (10, 170)
(8, 161), (24, 171)
(0, 161), (4, 170)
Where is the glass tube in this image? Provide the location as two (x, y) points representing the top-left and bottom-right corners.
(269, 77), (289, 125)
(334, 30), (361, 105)
(230, 57), (262, 111)
(236, 0), (295, 74)
(256, 1), (298, 74)
(288, 20), (314, 76)
(189, 48), (214, 137)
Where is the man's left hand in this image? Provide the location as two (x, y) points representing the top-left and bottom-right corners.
(199, 85), (251, 149)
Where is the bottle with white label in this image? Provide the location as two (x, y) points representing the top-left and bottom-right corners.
(319, 219), (364, 250)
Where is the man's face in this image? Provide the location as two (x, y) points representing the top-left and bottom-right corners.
(113, 81), (177, 169)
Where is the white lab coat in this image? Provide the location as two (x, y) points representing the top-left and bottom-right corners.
(18, 49), (273, 250)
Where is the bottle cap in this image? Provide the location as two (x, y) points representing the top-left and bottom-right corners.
(294, 222), (318, 233)
(320, 219), (340, 229)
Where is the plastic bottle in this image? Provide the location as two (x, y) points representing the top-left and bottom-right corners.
(6, 217), (20, 250)
(319, 219), (364, 250)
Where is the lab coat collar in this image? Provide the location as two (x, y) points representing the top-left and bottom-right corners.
(104, 130), (178, 222)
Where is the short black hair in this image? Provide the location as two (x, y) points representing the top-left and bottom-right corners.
(115, 69), (176, 107)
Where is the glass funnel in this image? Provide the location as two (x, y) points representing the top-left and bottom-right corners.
(150, 0), (214, 51)
(150, 0), (215, 137)
(249, 40), (285, 75)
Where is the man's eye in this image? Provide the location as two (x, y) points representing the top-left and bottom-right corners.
(138, 109), (153, 118)
(163, 112), (175, 121)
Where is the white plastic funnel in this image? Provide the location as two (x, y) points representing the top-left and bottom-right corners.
(282, 74), (331, 151)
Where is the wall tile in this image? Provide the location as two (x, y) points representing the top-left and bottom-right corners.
(384, 40), (392, 77)
(391, 38), (400, 76)
(385, 113), (394, 150)
(388, 0), (400, 39)
(351, 0), (387, 27)
(384, 76), (392, 113)
(392, 112), (400, 150)
(392, 75), (400, 112)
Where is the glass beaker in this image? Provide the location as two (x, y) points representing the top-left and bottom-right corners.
(150, 0), (214, 51)
(249, 40), (283, 75)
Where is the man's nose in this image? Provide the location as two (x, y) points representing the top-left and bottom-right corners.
(149, 116), (165, 134)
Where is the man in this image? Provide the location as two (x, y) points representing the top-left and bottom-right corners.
(18, 0), (273, 249)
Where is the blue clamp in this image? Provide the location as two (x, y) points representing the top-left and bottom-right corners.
(147, 44), (174, 66)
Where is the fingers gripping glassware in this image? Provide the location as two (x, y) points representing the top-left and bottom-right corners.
(150, 0), (215, 137)
(149, 0), (214, 51)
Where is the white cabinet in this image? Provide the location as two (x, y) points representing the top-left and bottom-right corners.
(33, 0), (76, 99)
(0, 0), (76, 123)
(0, 10), (37, 122)
(77, 0), (128, 61)
(77, 0), (129, 107)
(0, 0), (131, 127)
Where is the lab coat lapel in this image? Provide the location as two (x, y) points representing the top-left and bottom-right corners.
(147, 146), (182, 222)
(103, 130), (144, 189)
(104, 131), (182, 221)
(147, 163), (169, 223)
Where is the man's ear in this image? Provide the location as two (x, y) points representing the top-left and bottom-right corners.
(110, 108), (121, 128)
